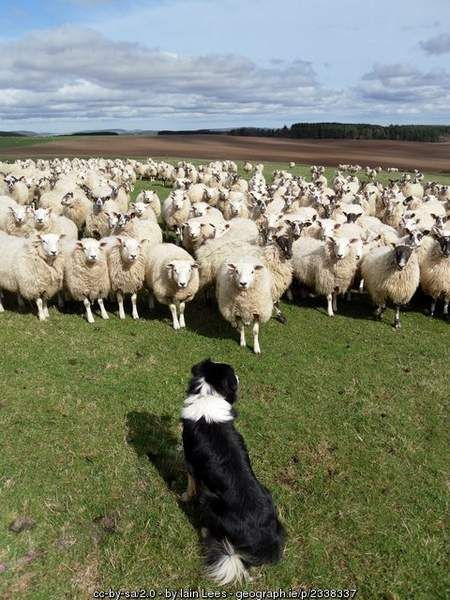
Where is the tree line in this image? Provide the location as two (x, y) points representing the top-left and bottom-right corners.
(229, 123), (450, 142)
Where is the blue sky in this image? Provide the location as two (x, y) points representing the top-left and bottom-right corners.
(0, 0), (449, 132)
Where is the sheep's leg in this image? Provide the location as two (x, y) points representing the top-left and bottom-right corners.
(359, 278), (365, 293)
(0, 290), (4, 313)
(179, 301), (186, 328)
(148, 292), (155, 310)
(117, 292), (126, 320)
(393, 305), (401, 329)
(43, 297), (50, 319)
(237, 318), (246, 347)
(375, 304), (386, 320)
(57, 292), (64, 310)
(274, 301), (287, 324)
(286, 287), (293, 302)
(326, 294), (334, 317)
(131, 293), (139, 320)
(169, 303), (180, 329)
(253, 318), (261, 355)
(443, 299), (448, 316)
(83, 298), (95, 324)
(17, 294), (25, 312)
(430, 299), (436, 317)
(346, 290), (352, 302)
(98, 298), (109, 320)
(181, 473), (197, 502)
(36, 297), (45, 321)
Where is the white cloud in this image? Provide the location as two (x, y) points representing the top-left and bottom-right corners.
(0, 26), (449, 130)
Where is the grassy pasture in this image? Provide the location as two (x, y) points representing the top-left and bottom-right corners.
(0, 158), (448, 599)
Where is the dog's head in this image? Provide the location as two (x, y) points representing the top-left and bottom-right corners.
(190, 359), (239, 405)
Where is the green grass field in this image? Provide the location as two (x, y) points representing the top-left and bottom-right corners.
(0, 159), (449, 599)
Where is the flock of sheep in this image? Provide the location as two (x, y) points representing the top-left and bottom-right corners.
(0, 156), (449, 353)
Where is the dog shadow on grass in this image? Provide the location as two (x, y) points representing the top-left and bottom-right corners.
(125, 411), (203, 536)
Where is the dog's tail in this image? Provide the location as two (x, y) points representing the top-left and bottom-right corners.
(205, 538), (249, 585)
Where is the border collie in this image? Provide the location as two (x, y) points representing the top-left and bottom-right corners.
(181, 359), (285, 584)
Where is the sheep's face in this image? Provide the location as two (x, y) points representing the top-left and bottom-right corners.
(143, 191), (155, 204)
(274, 230), (294, 259)
(32, 207), (51, 228)
(394, 245), (414, 270)
(344, 210), (362, 223)
(186, 221), (202, 241)
(317, 219), (335, 239)
(172, 193), (186, 210)
(192, 202), (208, 217)
(106, 212), (120, 230)
(227, 262), (264, 290)
(94, 196), (108, 210)
(35, 233), (63, 261)
(437, 235), (450, 258)
(352, 239), (364, 261)
(166, 260), (198, 288)
(77, 239), (105, 263)
(132, 202), (146, 217)
(10, 205), (27, 225)
(229, 200), (244, 217)
(327, 236), (353, 260)
(61, 192), (74, 207)
(118, 237), (141, 263)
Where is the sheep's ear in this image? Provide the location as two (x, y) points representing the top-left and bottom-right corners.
(350, 238), (359, 244)
(254, 264), (264, 271)
(58, 234), (66, 240)
(99, 241), (108, 248)
(166, 262), (175, 271)
(334, 223), (341, 230)
(192, 262), (199, 269)
(76, 241), (84, 249)
(227, 263), (236, 273)
(140, 238), (148, 244)
(116, 237), (123, 246)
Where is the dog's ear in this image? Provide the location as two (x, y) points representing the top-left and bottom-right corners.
(191, 358), (212, 377)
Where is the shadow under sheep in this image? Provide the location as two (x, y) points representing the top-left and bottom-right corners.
(125, 411), (203, 535)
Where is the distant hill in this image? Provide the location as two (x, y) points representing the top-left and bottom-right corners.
(158, 128), (230, 135)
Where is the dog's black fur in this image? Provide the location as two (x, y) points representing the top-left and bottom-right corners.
(182, 359), (285, 580)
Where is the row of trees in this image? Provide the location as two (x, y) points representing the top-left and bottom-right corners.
(229, 123), (450, 142)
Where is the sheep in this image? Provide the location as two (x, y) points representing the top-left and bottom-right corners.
(293, 236), (359, 316)
(61, 190), (91, 231)
(84, 197), (119, 239)
(64, 238), (111, 323)
(419, 230), (450, 317)
(162, 190), (191, 236)
(361, 241), (420, 328)
(29, 207), (78, 240)
(0, 232), (64, 319)
(216, 258), (273, 354)
(107, 237), (146, 319)
(129, 201), (158, 223)
(134, 190), (161, 217)
(123, 217), (163, 248)
(181, 218), (219, 253)
(145, 243), (199, 330)
(2, 204), (33, 237)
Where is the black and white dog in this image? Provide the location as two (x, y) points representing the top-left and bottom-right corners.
(181, 359), (285, 584)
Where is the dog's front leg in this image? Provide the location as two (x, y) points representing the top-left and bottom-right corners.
(181, 473), (198, 502)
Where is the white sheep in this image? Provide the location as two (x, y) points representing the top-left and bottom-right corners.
(108, 237), (146, 319)
(64, 238), (111, 323)
(361, 241), (420, 328)
(0, 232), (64, 319)
(293, 236), (359, 316)
(162, 190), (191, 236)
(419, 231), (450, 317)
(216, 258), (273, 354)
(145, 243), (199, 329)
(61, 190), (91, 231)
(134, 190), (161, 217)
(2, 204), (33, 237)
(29, 207), (78, 240)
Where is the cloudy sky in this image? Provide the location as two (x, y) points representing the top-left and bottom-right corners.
(1, 0), (449, 133)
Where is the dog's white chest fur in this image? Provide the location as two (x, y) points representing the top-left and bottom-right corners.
(182, 379), (233, 423)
